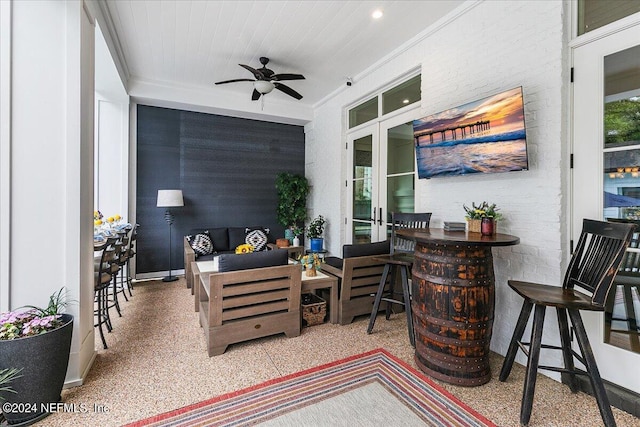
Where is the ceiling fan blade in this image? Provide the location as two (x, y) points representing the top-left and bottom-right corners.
(240, 64), (265, 80)
(272, 73), (305, 81)
(274, 82), (303, 100)
(214, 78), (254, 85)
(252, 89), (262, 101)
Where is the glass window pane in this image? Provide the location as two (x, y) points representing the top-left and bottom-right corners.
(353, 135), (372, 221)
(382, 75), (421, 115)
(603, 149), (640, 220)
(353, 222), (371, 244)
(349, 98), (378, 128)
(387, 175), (414, 220)
(604, 46), (640, 148)
(578, 0), (640, 36)
(387, 122), (415, 175)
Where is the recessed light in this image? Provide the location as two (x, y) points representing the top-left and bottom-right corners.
(402, 99), (410, 104)
(372, 9), (383, 19)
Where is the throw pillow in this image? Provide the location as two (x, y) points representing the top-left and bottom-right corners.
(245, 227), (270, 251)
(186, 231), (214, 258)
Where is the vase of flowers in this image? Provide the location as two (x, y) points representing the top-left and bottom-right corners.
(0, 288), (73, 426)
(464, 202), (502, 235)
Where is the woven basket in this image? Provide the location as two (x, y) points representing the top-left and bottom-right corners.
(467, 219), (482, 233)
(301, 293), (326, 326)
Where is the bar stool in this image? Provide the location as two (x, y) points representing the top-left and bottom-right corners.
(499, 219), (634, 427)
(94, 236), (117, 349)
(367, 212), (431, 347)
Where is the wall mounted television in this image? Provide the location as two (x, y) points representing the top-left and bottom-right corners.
(413, 86), (528, 179)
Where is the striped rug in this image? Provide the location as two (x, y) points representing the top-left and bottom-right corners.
(125, 348), (495, 427)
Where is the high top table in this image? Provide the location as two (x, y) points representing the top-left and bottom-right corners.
(396, 228), (520, 386)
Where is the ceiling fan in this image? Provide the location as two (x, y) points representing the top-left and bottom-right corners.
(214, 57), (305, 101)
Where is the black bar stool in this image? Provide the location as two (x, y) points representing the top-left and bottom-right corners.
(366, 212), (431, 347)
(499, 219), (634, 427)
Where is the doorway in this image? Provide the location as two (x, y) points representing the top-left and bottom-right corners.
(572, 23), (640, 393)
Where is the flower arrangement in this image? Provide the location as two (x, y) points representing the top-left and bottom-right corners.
(307, 215), (326, 239)
(235, 243), (254, 254)
(463, 202), (503, 220)
(298, 253), (323, 276)
(0, 288), (69, 340)
(291, 225), (304, 238)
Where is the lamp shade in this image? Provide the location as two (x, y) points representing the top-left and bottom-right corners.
(157, 189), (184, 207)
(254, 80), (275, 94)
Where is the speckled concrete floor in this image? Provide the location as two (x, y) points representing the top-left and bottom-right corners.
(39, 278), (639, 427)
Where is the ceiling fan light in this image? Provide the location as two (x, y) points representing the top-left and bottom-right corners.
(254, 80), (275, 94)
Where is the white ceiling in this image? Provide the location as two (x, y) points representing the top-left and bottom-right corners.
(100, 0), (464, 116)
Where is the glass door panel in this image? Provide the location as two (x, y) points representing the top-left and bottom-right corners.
(572, 24), (640, 392)
(348, 125), (379, 244)
(601, 45), (640, 354)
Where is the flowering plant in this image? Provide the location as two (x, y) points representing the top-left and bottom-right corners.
(463, 202), (503, 220)
(298, 253), (323, 270)
(0, 288), (69, 340)
(235, 244), (254, 254)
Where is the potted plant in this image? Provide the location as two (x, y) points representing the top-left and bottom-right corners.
(307, 215), (326, 252)
(0, 288), (73, 426)
(275, 173), (310, 243)
(463, 201), (502, 235)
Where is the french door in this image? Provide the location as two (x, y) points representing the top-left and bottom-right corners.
(572, 23), (640, 393)
(347, 109), (416, 244)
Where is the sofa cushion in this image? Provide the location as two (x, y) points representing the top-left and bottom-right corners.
(343, 240), (390, 258)
(218, 248), (288, 272)
(324, 256), (343, 270)
(208, 227), (230, 252)
(185, 231), (214, 258)
(245, 227), (270, 251)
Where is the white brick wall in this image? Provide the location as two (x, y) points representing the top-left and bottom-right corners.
(306, 0), (569, 373)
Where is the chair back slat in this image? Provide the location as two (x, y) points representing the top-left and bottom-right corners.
(564, 219), (634, 306)
(606, 218), (640, 277)
(390, 212), (431, 254)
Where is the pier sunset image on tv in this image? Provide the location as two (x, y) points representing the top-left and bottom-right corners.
(413, 86), (528, 179)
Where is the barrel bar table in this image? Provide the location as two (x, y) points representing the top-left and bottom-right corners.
(397, 228), (520, 386)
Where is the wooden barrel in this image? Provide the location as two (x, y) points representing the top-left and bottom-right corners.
(411, 241), (495, 386)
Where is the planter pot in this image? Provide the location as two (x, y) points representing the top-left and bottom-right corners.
(309, 238), (324, 252)
(0, 314), (73, 426)
(284, 228), (294, 244)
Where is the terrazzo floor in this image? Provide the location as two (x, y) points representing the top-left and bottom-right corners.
(40, 278), (639, 427)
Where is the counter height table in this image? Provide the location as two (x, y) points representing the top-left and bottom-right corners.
(397, 228), (520, 387)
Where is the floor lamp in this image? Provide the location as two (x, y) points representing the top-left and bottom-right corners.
(157, 189), (184, 282)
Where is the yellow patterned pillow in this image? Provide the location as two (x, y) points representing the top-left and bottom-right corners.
(235, 243), (254, 254)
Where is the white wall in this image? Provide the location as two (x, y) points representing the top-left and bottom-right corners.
(306, 0), (569, 373)
(5, 0), (96, 386)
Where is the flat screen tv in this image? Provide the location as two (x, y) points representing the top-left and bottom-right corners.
(413, 86), (528, 179)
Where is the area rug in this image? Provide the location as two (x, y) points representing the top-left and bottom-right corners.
(124, 348), (495, 427)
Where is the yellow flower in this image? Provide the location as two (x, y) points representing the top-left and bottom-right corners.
(94, 219), (102, 226)
(107, 217), (114, 223)
(235, 244), (254, 254)
(114, 214), (121, 221)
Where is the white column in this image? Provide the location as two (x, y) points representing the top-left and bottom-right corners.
(8, 0), (95, 386)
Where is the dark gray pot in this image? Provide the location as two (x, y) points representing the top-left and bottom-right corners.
(0, 313), (73, 426)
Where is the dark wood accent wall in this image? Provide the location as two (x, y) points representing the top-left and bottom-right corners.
(136, 105), (305, 274)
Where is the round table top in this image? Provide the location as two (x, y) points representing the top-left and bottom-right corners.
(396, 228), (520, 247)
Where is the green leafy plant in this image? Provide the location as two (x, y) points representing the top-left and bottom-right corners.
(0, 368), (22, 399)
(307, 215), (326, 239)
(0, 288), (71, 340)
(463, 202), (503, 220)
(275, 173), (310, 231)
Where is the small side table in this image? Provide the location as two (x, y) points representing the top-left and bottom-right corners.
(301, 270), (338, 324)
(192, 258), (218, 312)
